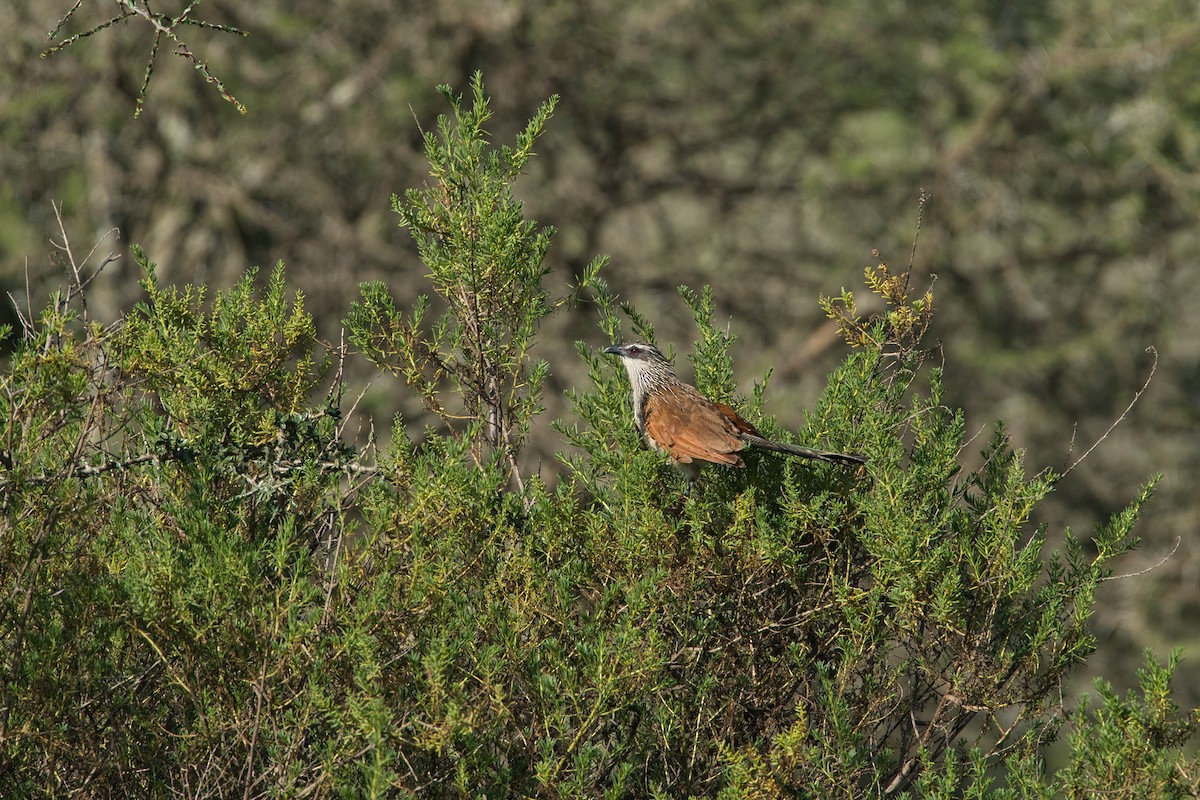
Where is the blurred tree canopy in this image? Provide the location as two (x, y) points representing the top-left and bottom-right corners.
(3, 0), (1198, 701)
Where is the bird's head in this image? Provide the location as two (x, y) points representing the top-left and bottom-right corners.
(603, 342), (668, 363)
(603, 342), (675, 387)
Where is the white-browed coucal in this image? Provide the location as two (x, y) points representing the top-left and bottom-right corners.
(604, 342), (865, 480)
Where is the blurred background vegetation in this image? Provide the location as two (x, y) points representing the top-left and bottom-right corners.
(3, 0), (1196, 704)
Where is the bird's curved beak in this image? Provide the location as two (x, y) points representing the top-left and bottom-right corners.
(603, 344), (623, 356)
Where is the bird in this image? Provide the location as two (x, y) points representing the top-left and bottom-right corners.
(604, 342), (866, 480)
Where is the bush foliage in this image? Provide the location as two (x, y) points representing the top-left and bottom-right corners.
(1, 75), (1196, 798)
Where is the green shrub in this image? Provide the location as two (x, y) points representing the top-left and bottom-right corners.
(1, 74), (1195, 799)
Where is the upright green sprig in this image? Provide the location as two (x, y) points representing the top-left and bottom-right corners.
(347, 72), (602, 490)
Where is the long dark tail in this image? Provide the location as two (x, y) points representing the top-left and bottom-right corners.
(743, 434), (866, 466)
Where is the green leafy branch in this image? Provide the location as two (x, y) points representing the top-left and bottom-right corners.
(347, 72), (604, 492)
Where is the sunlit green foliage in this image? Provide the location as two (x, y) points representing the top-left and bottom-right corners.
(1, 76), (1195, 800)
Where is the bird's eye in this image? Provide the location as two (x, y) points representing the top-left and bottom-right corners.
(628, 346), (640, 355)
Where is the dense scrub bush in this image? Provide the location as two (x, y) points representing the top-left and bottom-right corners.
(1, 75), (1195, 799)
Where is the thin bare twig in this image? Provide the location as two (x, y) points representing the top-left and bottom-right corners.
(50, 201), (121, 323)
(42, 6), (134, 56)
(42, 0), (249, 116)
(905, 187), (929, 278)
(6, 257), (35, 338)
(1062, 346), (1157, 477)
(47, 0), (86, 40)
(1101, 536), (1181, 582)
